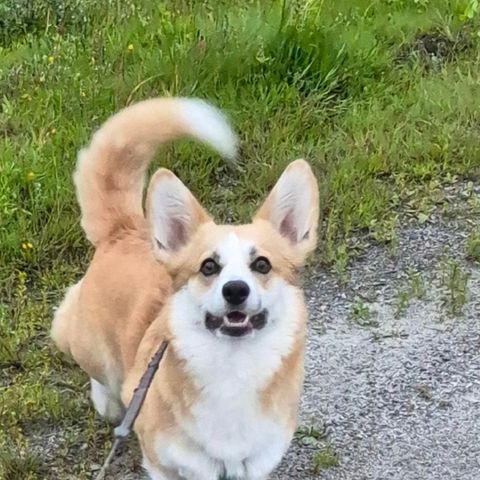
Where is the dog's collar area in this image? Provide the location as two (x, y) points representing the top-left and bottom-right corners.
(94, 340), (169, 480)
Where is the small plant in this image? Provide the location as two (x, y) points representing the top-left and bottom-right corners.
(394, 270), (425, 319)
(0, 449), (44, 480)
(296, 424), (328, 443)
(439, 259), (470, 316)
(349, 296), (378, 327)
(415, 383), (433, 401)
(394, 289), (409, 319)
(409, 271), (425, 299)
(370, 215), (397, 243)
(313, 445), (340, 472)
(466, 231), (480, 263)
(329, 243), (349, 282)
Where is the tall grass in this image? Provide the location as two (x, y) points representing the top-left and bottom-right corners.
(1, 0), (478, 279)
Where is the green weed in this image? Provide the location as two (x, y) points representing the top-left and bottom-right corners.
(466, 231), (480, 262)
(0, 448), (44, 480)
(313, 445), (340, 472)
(330, 243), (349, 281)
(394, 270), (425, 318)
(439, 258), (470, 315)
(296, 424), (328, 442)
(349, 296), (378, 327)
(410, 271), (426, 300)
(394, 289), (410, 319)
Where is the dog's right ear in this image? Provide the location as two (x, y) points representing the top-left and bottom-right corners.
(146, 168), (211, 261)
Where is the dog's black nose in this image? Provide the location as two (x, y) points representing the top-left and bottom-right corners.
(222, 280), (250, 306)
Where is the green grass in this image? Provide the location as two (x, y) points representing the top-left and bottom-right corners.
(2, 0), (480, 476)
(313, 445), (340, 471)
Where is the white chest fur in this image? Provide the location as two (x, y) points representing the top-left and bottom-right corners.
(185, 344), (287, 467)
(150, 351), (291, 480)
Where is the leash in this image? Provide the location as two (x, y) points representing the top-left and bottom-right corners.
(94, 340), (169, 480)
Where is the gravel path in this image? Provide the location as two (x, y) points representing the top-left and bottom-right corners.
(100, 210), (480, 480)
(273, 218), (480, 480)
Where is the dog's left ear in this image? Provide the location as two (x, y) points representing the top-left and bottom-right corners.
(147, 168), (212, 261)
(254, 159), (319, 259)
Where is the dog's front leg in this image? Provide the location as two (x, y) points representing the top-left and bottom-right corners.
(143, 457), (183, 480)
(146, 437), (224, 480)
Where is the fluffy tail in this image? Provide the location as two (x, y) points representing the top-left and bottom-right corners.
(74, 97), (237, 245)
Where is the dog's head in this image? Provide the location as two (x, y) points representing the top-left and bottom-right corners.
(147, 160), (318, 339)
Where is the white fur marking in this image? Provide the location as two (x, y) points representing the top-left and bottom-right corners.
(203, 233), (261, 317)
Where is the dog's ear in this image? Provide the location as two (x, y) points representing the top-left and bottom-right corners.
(254, 159), (319, 259)
(147, 168), (211, 260)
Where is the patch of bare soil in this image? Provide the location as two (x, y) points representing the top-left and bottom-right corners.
(396, 28), (472, 67)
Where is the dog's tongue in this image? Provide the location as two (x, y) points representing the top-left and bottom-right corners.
(226, 311), (247, 323)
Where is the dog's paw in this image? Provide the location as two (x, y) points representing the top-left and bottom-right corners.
(90, 378), (124, 424)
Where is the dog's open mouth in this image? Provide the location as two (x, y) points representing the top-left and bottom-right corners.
(205, 310), (268, 337)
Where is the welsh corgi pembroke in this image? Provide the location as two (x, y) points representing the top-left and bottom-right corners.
(51, 97), (319, 480)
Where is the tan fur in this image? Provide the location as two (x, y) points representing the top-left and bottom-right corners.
(260, 320), (306, 430)
(52, 97), (319, 479)
(121, 312), (199, 477)
(75, 99), (192, 246)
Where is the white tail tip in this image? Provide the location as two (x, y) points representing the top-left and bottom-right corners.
(177, 98), (238, 160)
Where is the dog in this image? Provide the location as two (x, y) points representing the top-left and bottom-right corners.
(51, 97), (319, 480)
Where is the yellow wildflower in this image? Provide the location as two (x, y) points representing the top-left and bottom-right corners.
(127, 43), (134, 52)
(26, 171), (35, 182)
(48, 56), (54, 65)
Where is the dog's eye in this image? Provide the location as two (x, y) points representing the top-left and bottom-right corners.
(200, 258), (221, 276)
(251, 256), (272, 274)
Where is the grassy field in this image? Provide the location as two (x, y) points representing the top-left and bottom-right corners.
(1, 0), (480, 477)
